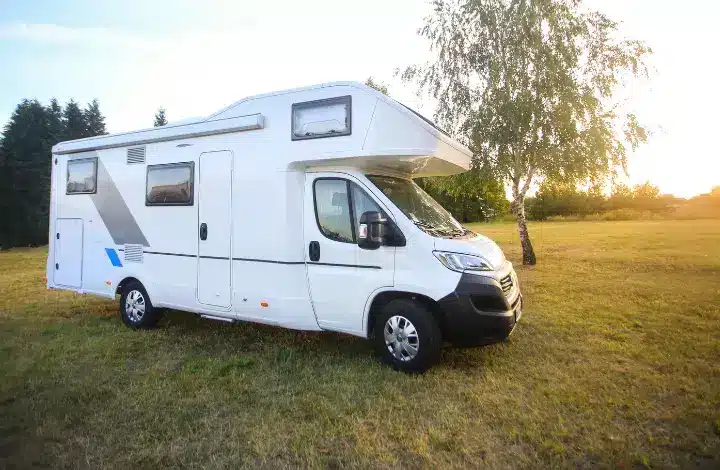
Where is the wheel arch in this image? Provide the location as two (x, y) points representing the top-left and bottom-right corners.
(115, 276), (147, 297)
(364, 289), (447, 339)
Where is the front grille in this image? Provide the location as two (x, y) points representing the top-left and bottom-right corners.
(500, 274), (513, 295)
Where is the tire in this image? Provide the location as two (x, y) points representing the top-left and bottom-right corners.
(119, 281), (163, 329)
(374, 298), (442, 373)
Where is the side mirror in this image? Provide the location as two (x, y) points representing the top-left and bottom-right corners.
(358, 211), (385, 250)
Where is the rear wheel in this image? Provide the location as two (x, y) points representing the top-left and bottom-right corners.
(119, 281), (163, 329)
(374, 298), (442, 373)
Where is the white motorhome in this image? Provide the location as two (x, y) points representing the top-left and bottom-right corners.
(47, 81), (522, 372)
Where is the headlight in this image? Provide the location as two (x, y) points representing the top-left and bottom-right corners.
(433, 251), (493, 273)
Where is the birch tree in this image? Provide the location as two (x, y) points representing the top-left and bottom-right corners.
(403, 0), (651, 264)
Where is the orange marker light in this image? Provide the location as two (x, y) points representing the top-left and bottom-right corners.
(105, 281), (112, 286)
(260, 301), (269, 308)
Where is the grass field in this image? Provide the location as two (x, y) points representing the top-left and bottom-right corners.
(1, 220), (719, 469)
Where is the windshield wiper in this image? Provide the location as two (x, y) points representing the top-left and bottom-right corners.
(415, 220), (474, 238)
(412, 220), (459, 237)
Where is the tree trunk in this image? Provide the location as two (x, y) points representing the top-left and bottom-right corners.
(512, 196), (537, 265)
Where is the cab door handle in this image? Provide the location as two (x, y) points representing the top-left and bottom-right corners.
(309, 241), (320, 261)
(199, 223), (208, 240)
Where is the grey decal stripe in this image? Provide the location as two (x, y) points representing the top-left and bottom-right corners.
(145, 251), (195, 258)
(233, 257), (305, 265)
(133, 251), (380, 269)
(308, 262), (381, 269)
(91, 159), (150, 246)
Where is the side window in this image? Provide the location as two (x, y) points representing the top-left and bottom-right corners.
(146, 162), (194, 206)
(66, 158), (97, 194)
(350, 183), (382, 235)
(314, 179), (354, 243)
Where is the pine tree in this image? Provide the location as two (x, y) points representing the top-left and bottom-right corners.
(84, 99), (107, 136)
(47, 98), (64, 143)
(0, 100), (54, 247)
(63, 99), (87, 141)
(154, 107), (168, 127)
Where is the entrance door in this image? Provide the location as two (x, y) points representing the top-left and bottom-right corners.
(303, 173), (395, 334)
(54, 218), (83, 288)
(197, 151), (233, 308)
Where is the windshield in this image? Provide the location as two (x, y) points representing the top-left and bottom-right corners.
(367, 175), (470, 238)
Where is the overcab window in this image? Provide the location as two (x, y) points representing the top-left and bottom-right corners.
(146, 162), (194, 206)
(292, 96), (351, 140)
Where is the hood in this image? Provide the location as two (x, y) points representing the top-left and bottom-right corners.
(433, 233), (506, 270)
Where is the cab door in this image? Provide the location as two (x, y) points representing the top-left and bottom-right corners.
(303, 172), (395, 334)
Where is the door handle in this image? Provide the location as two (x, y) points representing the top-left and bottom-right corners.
(309, 241), (320, 262)
(199, 223), (208, 240)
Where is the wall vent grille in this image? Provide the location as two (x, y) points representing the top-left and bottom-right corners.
(124, 244), (144, 263)
(127, 147), (146, 164)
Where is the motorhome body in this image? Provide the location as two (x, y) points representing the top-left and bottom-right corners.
(47, 81), (522, 371)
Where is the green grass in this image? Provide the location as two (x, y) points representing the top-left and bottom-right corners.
(1, 220), (719, 468)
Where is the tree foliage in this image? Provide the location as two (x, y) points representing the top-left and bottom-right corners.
(403, 0), (652, 264)
(364, 77), (389, 96)
(0, 98), (107, 248)
(154, 107), (168, 127)
(84, 99), (108, 136)
(62, 99), (87, 141)
(417, 170), (508, 222)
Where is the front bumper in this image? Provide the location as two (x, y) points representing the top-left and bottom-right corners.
(437, 271), (522, 347)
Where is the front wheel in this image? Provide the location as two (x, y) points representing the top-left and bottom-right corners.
(374, 299), (442, 373)
(119, 281), (163, 329)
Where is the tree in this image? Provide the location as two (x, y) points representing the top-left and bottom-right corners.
(418, 168), (508, 221)
(365, 77), (389, 96)
(403, 0), (651, 264)
(608, 183), (633, 211)
(84, 99), (107, 136)
(154, 107), (168, 127)
(47, 98), (64, 143)
(63, 99), (87, 141)
(0, 100), (54, 247)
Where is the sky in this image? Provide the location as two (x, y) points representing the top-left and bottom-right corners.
(1, 0), (718, 198)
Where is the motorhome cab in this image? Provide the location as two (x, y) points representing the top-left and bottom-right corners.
(47, 82), (522, 372)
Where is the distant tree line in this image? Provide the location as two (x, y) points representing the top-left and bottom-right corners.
(525, 182), (674, 220)
(0, 99), (107, 248)
(524, 182), (719, 221)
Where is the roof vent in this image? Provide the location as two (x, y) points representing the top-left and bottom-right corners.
(127, 147), (146, 164)
(124, 244), (144, 263)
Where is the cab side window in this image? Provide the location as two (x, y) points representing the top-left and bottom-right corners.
(314, 179), (354, 243)
(314, 178), (386, 244)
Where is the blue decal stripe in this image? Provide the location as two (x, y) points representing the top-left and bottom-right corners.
(105, 248), (123, 267)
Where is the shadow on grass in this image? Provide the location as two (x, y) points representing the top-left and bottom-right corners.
(157, 309), (500, 373)
(158, 309), (376, 360)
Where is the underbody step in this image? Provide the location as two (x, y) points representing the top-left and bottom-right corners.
(200, 314), (235, 323)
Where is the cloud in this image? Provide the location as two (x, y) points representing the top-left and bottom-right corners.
(0, 23), (157, 49)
